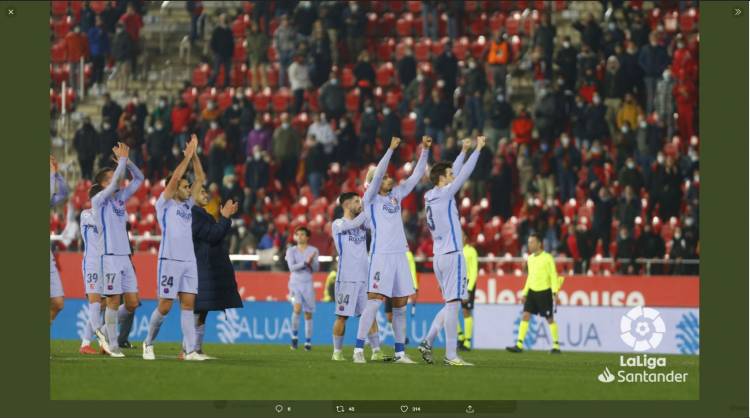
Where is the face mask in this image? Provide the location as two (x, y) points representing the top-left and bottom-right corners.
(207, 103), (215, 110)
(417, 75), (424, 82)
(253, 151), (262, 160)
(592, 145), (602, 154)
(677, 42), (685, 49)
(497, 95), (505, 102)
(674, 232), (682, 239)
(340, 121), (347, 128)
(621, 126), (629, 134)
(366, 107), (374, 113)
(639, 121), (647, 128)
(232, 104), (239, 110)
(563, 41), (570, 48)
(254, 123), (262, 130)
(282, 122), (290, 129)
(159, 100), (166, 107)
(608, 22), (616, 30)
(103, 122), (111, 130)
(469, 62), (477, 69)
(561, 136), (570, 146)
(211, 123), (219, 130)
(626, 161), (635, 169)
(657, 155), (665, 164)
(685, 217), (694, 227)
(155, 124), (163, 131)
(663, 71), (671, 81)
(330, 78), (338, 85)
(592, 96), (601, 105)
(383, 108), (390, 115)
(540, 143), (548, 152)
(693, 174), (699, 182)
(576, 101), (583, 108)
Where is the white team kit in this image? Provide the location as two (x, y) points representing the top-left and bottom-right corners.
(155, 194), (199, 299)
(331, 212), (370, 317)
(80, 209), (103, 295)
(90, 158), (143, 296)
(285, 245), (320, 313)
(424, 148), (481, 302)
(364, 147), (428, 298)
(50, 172), (68, 298)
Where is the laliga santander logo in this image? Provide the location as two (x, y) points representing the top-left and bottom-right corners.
(620, 306), (666, 351)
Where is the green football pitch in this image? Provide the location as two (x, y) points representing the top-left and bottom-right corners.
(50, 340), (698, 400)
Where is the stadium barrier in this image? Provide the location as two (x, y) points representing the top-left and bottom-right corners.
(474, 305), (699, 355)
(50, 300), (699, 355)
(54, 253), (699, 307)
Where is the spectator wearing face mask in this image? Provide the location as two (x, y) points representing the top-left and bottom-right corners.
(200, 100), (221, 133)
(590, 183), (615, 256)
(150, 96), (171, 130)
(334, 116), (357, 166)
(358, 101), (379, 160)
(434, 43), (459, 97)
(319, 71), (346, 121)
(485, 89), (514, 151)
(652, 156), (682, 221)
(573, 13), (603, 53)
(617, 185), (641, 232)
(619, 41), (643, 96)
(246, 116), (272, 156)
(555, 36), (578, 92)
(146, 119), (173, 181)
(584, 94), (608, 145)
(618, 156), (645, 193)
(403, 69), (432, 115)
(289, 54), (312, 114)
(602, 55), (625, 139)
(555, 134), (581, 202)
(464, 56), (487, 135)
(669, 227), (694, 275)
(306, 112), (337, 163)
(170, 98), (192, 149)
(244, 145), (270, 192)
(353, 51), (376, 111)
(655, 69), (676, 138)
(398, 47), (417, 88)
(638, 32), (669, 113)
(272, 114), (302, 185)
(343, 1), (366, 61)
(208, 13), (234, 88)
(511, 105), (533, 146)
(616, 226), (637, 274)
(379, 106), (401, 149)
(487, 31), (511, 91)
(273, 15), (298, 88)
(203, 120), (225, 156)
(636, 223), (666, 274)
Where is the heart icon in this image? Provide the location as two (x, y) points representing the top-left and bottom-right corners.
(400, 405), (408, 413)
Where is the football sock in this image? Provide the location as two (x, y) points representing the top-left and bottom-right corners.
(517, 320), (529, 349)
(144, 309), (165, 346)
(549, 322), (560, 349)
(291, 312), (300, 339)
(464, 316), (474, 347)
(392, 306), (407, 355)
(367, 331), (380, 351)
(426, 306), (446, 345)
(333, 335), (344, 352)
(88, 302), (102, 337)
(180, 309), (197, 354)
(355, 299), (382, 351)
(304, 318), (313, 342)
(104, 307), (118, 349)
(444, 301), (460, 360)
(117, 304), (135, 344)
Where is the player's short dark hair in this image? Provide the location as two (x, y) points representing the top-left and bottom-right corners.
(88, 183), (103, 199)
(429, 162), (452, 185)
(528, 232), (542, 243)
(94, 167), (113, 186)
(295, 226), (311, 237)
(338, 192), (358, 206)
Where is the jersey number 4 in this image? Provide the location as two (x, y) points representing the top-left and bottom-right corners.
(426, 206), (436, 231)
(160, 275), (174, 287)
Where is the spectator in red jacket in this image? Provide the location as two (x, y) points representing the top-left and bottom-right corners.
(511, 105), (534, 145)
(170, 98), (193, 149)
(65, 25), (89, 92)
(673, 77), (696, 140)
(118, 4), (143, 78)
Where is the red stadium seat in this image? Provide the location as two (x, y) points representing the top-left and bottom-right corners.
(385, 89), (402, 109)
(198, 88), (217, 111)
(272, 88), (292, 113)
(233, 39), (247, 63)
(345, 89), (360, 113)
(53, 16), (73, 39)
(217, 88), (234, 111)
(267, 45), (277, 62)
(471, 36), (488, 59)
(414, 38), (431, 62)
(192, 64), (210, 88)
(431, 37), (448, 55)
(267, 63), (279, 87)
(366, 13), (378, 37)
(505, 13), (521, 36)
(292, 112), (311, 133)
(182, 87), (198, 108)
(341, 66), (355, 88)
(232, 15), (248, 38)
(489, 12), (506, 33)
(396, 14), (413, 38)
(376, 38), (396, 62)
(379, 12), (396, 37)
(389, 1), (405, 14)
(232, 63), (247, 87)
(51, 40), (67, 63)
(90, 1), (105, 14)
(465, 1), (479, 13)
(253, 88), (271, 112)
(305, 89), (320, 113)
(469, 13), (488, 36)
(679, 8), (698, 32)
(452, 37), (470, 60)
(407, 1), (421, 13)
(663, 10), (678, 33)
(376, 63), (395, 86)
(51, 1), (68, 17)
(401, 113), (417, 140)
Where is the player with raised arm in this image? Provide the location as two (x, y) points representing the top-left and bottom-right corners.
(88, 142), (143, 357)
(142, 135), (207, 361)
(78, 194), (104, 355)
(352, 135), (430, 364)
(286, 226), (320, 351)
(418, 136), (485, 366)
(50, 156), (69, 326)
(330, 191), (383, 362)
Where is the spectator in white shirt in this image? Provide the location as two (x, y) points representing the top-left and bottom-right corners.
(306, 112), (337, 161)
(288, 54), (312, 114)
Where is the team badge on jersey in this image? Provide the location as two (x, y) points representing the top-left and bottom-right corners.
(390, 197), (397, 205)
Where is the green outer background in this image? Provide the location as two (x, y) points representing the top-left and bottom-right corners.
(0, 1), (745, 417)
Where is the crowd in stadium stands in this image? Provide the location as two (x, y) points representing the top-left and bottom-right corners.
(51, 0), (699, 276)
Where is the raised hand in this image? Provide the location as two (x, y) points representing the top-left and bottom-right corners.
(421, 135), (433, 148)
(389, 136), (401, 150)
(476, 135), (486, 150)
(220, 199), (239, 218)
(184, 136), (197, 159)
(461, 137), (472, 152)
(113, 142), (130, 159)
